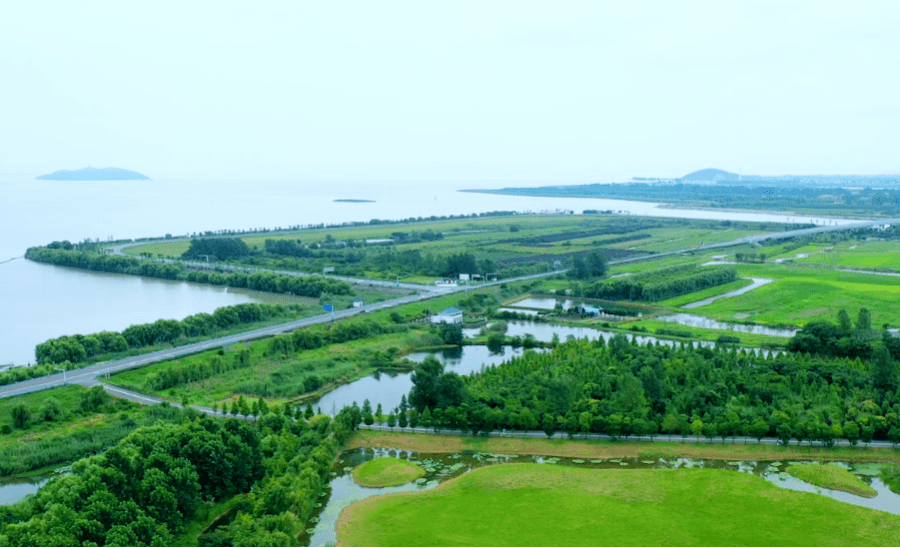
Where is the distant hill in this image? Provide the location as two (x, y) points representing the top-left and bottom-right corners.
(679, 168), (740, 182)
(36, 167), (150, 181)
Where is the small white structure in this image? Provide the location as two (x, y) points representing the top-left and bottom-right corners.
(459, 273), (470, 281)
(434, 278), (458, 286)
(352, 298), (364, 308)
(431, 307), (463, 324)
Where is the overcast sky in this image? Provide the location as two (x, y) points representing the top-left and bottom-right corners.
(1, 0), (897, 182)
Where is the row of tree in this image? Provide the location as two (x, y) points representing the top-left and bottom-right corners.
(584, 265), (738, 302)
(405, 336), (900, 445)
(34, 302), (301, 366)
(25, 246), (353, 298)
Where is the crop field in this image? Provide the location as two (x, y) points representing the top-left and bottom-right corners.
(337, 464), (900, 546)
(117, 215), (777, 280)
(787, 240), (900, 270)
(684, 263), (900, 328)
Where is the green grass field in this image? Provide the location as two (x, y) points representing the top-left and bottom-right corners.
(337, 464), (900, 546)
(352, 457), (426, 488)
(688, 263), (900, 327)
(658, 277), (755, 308)
(787, 464), (877, 497)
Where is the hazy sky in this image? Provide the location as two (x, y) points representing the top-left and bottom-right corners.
(1, 0), (897, 181)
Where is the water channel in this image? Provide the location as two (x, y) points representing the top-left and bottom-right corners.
(305, 447), (900, 546)
(655, 313), (798, 338)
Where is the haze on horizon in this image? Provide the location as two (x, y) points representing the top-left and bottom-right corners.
(1, 0), (898, 183)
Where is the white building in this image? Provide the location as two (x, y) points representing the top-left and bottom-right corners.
(431, 307), (463, 324)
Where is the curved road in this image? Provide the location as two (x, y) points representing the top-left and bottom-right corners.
(5, 216), (897, 399)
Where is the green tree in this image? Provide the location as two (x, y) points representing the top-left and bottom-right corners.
(542, 413), (557, 438)
(838, 308), (852, 333)
(41, 398), (63, 422)
(11, 402), (30, 429)
(843, 421), (860, 446)
(691, 419), (704, 442)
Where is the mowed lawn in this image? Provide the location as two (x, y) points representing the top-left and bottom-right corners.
(337, 464), (900, 547)
(691, 264), (900, 327)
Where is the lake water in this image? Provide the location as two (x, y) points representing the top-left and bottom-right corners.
(1, 174), (857, 365)
(305, 448), (900, 546)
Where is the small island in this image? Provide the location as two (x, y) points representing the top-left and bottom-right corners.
(36, 167), (150, 181)
(352, 457), (426, 487)
(334, 199), (375, 203)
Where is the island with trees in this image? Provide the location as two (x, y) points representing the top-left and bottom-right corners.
(36, 167), (150, 181)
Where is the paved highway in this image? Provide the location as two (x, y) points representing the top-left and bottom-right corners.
(5, 216), (896, 400)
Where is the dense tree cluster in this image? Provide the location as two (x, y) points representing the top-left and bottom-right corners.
(787, 308), (886, 362)
(198, 407), (360, 546)
(34, 303), (300, 366)
(584, 264), (738, 301)
(407, 337), (900, 445)
(569, 251), (608, 280)
(0, 417), (264, 546)
(182, 238), (250, 260)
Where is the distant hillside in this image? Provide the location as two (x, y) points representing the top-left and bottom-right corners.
(680, 168), (740, 182)
(36, 167), (150, 181)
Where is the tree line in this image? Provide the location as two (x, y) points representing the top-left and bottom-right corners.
(405, 336), (900, 446)
(584, 264), (738, 302)
(25, 245), (353, 298)
(34, 302), (303, 367)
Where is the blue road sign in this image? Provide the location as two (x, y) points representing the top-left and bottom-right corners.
(324, 304), (333, 312)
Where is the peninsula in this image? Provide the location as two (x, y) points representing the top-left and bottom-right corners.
(36, 167), (150, 181)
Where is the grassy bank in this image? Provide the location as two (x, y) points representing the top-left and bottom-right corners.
(337, 464), (900, 546)
(345, 431), (900, 464)
(787, 464), (877, 497)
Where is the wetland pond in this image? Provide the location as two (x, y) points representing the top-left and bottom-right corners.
(315, 322), (780, 415)
(305, 448), (900, 546)
(0, 473), (57, 506)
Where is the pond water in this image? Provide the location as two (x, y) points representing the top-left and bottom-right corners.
(681, 278), (773, 309)
(655, 313), (797, 337)
(0, 473), (56, 506)
(311, 346), (537, 415)
(305, 448), (900, 546)
(315, 321), (781, 416)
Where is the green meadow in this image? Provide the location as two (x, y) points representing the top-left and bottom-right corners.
(337, 464), (900, 546)
(686, 263), (900, 327)
(352, 457), (426, 488)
